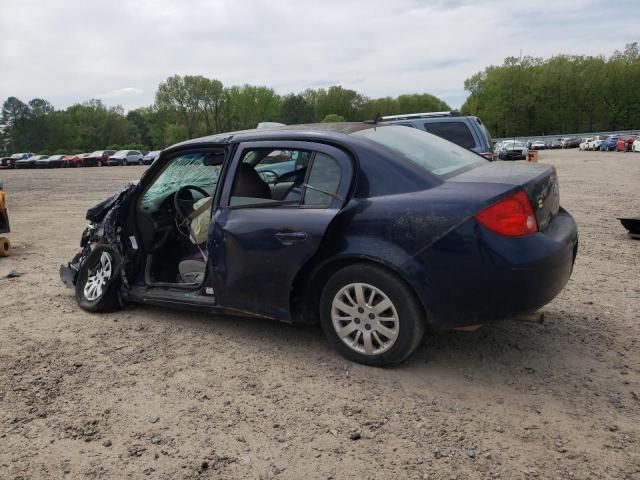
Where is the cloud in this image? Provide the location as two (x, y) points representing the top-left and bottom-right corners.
(94, 87), (144, 100)
(0, 0), (635, 111)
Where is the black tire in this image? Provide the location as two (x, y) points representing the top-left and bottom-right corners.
(319, 263), (426, 366)
(75, 246), (122, 312)
(138, 159), (143, 165)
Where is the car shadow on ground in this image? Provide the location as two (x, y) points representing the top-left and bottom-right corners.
(129, 302), (577, 383)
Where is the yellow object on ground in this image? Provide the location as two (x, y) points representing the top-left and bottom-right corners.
(0, 190), (5, 209)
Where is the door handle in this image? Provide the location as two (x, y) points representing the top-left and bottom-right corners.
(274, 231), (308, 245)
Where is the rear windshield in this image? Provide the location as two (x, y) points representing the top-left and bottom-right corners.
(353, 125), (485, 177)
(422, 121), (476, 149)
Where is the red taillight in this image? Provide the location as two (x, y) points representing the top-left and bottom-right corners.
(475, 190), (538, 237)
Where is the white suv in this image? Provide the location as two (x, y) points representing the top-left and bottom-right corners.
(107, 150), (144, 166)
(588, 136), (604, 151)
(579, 138), (593, 150)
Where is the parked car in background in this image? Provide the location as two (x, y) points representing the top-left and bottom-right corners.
(633, 137), (640, 152)
(107, 150), (143, 166)
(142, 150), (161, 165)
(62, 154), (88, 168)
(561, 137), (580, 149)
(15, 154), (48, 169)
(579, 138), (593, 150)
(1, 152), (34, 169)
(599, 136), (619, 151)
(60, 122), (577, 366)
(497, 140), (528, 160)
(36, 154), (66, 168)
(381, 111), (494, 160)
(616, 134), (638, 152)
(587, 136), (604, 150)
(84, 150), (116, 167)
(531, 140), (546, 150)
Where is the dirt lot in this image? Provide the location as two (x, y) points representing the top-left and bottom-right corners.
(0, 149), (639, 479)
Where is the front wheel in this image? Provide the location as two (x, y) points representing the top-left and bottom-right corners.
(75, 246), (122, 312)
(319, 264), (425, 366)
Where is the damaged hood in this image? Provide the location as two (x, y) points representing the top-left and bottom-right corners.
(86, 182), (138, 223)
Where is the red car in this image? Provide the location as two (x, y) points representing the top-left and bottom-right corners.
(62, 154), (88, 168)
(616, 135), (638, 152)
(83, 150), (116, 167)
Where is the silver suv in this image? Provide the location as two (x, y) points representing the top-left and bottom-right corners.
(381, 111), (494, 160)
(107, 150), (144, 166)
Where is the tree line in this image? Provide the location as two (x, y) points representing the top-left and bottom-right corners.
(0, 81), (449, 154)
(461, 43), (640, 137)
(2, 42), (638, 153)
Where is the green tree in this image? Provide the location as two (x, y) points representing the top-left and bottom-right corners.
(316, 86), (364, 121)
(279, 94), (315, 124)
(321, 114), (345, 122)
(461, 43), (640, 137)
(155, 75), (208, 138)
(1, 97), (30, 150)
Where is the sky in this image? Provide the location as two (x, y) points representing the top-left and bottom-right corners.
(0, 0), (637, 111)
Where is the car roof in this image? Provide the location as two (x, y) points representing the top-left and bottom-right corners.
(166, 122), (448, 197)
(167, 122), (379, 150)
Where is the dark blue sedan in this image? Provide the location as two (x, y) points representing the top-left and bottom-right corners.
(60, 123), (578, 366)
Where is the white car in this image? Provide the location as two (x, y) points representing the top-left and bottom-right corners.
(579, 138), (593, 150)
(633, 138), (640, 152)
(588, 136), (604, 150)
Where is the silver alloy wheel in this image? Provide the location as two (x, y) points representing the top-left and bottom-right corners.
(83, 252), (112, 301)
(331, 282), (399, 356)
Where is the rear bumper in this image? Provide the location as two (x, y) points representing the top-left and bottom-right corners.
(407, 209), (578, 329)
(500, 152), (526, 160)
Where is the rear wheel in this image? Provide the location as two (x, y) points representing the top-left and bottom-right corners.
(75, 246), (122, 312)
(319, 264), (425, 366)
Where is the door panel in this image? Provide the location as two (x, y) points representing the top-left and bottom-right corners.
(208, 141), (353, 320)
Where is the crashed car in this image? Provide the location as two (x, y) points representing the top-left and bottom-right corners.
(61, 123), (578, 366)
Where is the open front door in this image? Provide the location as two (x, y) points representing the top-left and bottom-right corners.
(208, 140), (353, 321)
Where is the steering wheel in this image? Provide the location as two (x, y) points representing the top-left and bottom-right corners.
(174, 185), (210, 223)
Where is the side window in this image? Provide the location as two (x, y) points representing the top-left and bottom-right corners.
(230, 148), (311, 207)
(229, 148), (343, 208)
(423, 121), (476, 149)
(303, 153), (342, 207)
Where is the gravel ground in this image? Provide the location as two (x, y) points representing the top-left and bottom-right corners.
(0, 149), (639, 480)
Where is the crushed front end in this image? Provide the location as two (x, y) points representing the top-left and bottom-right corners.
(60, 183), (138, 295)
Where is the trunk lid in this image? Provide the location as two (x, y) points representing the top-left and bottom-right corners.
(450, 161), (560, 232)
